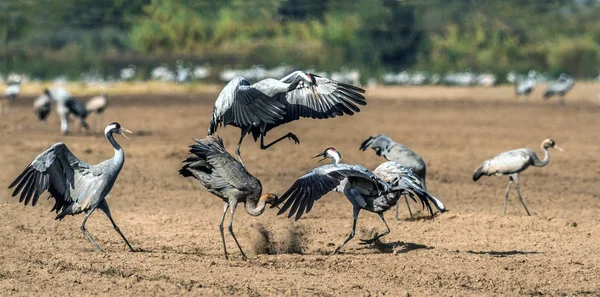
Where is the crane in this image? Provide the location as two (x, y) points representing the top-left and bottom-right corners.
(1, 75), (21, 114)
(273, 147), (445, 254)
(514, 71), (537, 101)
(33, 93), (52, 122)
(44, 88), (90, 134)
(472, 139), (563, 216)
(86, 92), (108, 131)
(179, 135), (278, 260)
(360, 134), (429, 220)
(208, 71), (366, 166)
(543, 73), (574, 105)
(8, 122), (135, 252)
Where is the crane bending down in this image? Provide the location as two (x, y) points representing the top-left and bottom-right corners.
(543, 73), (574, 105)
(8, 123), (135, 252)
(272, 147), (445, 254)
(360, 134), (429, 220)
(179, 135), (278, 260)
(472, 139), (562, 216)
(44, 88), (89, 135)
(514, 71), (537, 101)
(208, 71), (366, 166)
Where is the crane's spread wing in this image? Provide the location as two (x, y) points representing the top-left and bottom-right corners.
(272, 164), (386, 221)
(276, 71), (366, 122)
(209, 77), (286, 135)
(8, 143), (103, 217)
(374, 161), (444, 214)
(180, 136), (258, 193)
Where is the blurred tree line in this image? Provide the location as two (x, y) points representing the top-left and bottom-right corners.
(1, 0), (599, 80)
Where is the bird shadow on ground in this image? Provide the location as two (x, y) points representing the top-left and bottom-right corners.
(358, 239), (431, 254)
(466, 250), (543, 257)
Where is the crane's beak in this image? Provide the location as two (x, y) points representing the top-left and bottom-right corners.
(312, 152), (328, 164)
(120, 128), (133, 140)
(554, 145), (564, 152)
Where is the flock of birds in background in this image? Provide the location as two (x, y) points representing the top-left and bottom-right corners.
(4, 70), (564, 259)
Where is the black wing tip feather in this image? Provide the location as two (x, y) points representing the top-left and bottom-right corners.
(359, 136), (374, 151)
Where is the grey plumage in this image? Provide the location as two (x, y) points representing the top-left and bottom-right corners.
(360, 134), (428, 220)
(8, 122), (134, 252)
(86, 93), (108, 131)
(514, 71), (537, 100)
(5, 76), (21, 103)
(273, 147), (444, 254)
(179, 135), (278, 260)
(543, 73), (574, 104)
(473, 139), (563, 216)
(208, 71), (366, 166)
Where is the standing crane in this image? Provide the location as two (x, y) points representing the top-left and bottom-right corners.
(8, 122), (135, 252)
(1, 75), (21, 114)
(179, 135), (278, 260)
(273, 147), (445, 254)
(543, 73), (574, 105)
(360, 134), (429, 220)
(33, 93), (52, 122)
(514, 71), (537, 101)
(208, 71), (366, 166)
(44, 88), (90, 134)
(86, 92), (108, 131)
(472, 139), (563, 216)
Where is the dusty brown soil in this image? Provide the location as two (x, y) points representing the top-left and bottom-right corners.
(1, 87), (599, 296)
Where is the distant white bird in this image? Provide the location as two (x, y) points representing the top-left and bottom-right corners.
(544, 73), (574, 104)
(473, 139), (563, 216)
(1, 75), (21, 114)
(273, 147), (444, 254)
(86, 93), (108, 131)
(33, 94), (52, 122)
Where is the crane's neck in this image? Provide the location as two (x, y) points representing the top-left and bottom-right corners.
(106, 132), (125, 165)
(532, 147), (550, 167)
(245, 194), (269, 217)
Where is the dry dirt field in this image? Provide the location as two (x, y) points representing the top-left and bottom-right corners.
(1, 85), (599, 296)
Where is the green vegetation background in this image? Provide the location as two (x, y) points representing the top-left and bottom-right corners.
(2, 0), (599, 80)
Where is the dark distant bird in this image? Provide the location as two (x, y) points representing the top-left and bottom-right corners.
(44, 88), (89, 134)
(273, 147), (445, 254)
(8, 123), (135, 252)
(543, 73), (574, 104)
(208, 71), (366, 166)
(360, 134), (428, 220)
(473, 139), (563, 216)
(33, 94), (52, 122)
(179, 135), (278, 260)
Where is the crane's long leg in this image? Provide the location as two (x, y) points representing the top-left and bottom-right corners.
(259, 132), (300, 150)
(404, 195), (414, 219)
(235, 127), (250, 167)
(98, 200), (135, 252)
(227, 202), (247, 260)
(80, 209), (104, 252)
(513, 175), (531, 216)
(360, 213), (390, 244)
(332, 206), (361, 255)
(219, 202), (229, 260)
(504, 177), (513, 215)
